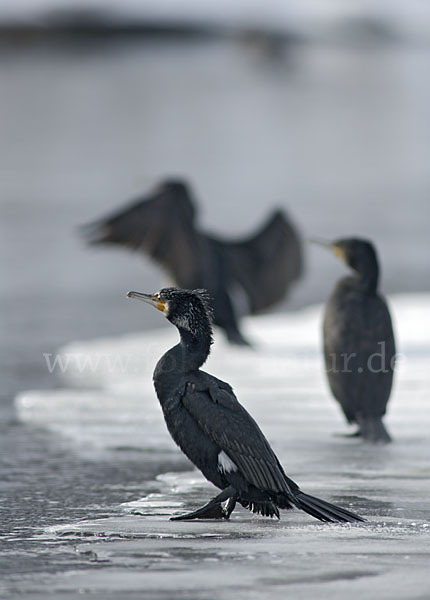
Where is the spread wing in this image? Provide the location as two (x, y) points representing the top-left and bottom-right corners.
(181, 375), (298, 496)
(80, 181), (202, 285)
(220, 209), (303, 313)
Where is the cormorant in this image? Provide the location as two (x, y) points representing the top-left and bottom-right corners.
(315, 238), (395, 443)
(83, 178), (303, 345)
(127, 286), (365, 522)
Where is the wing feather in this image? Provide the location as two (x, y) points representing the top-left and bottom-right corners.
(180, 376), (298, 496)
(81, 181), (202, 285)
(220, 209), (303, 313)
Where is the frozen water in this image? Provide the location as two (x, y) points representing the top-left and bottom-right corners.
(10, 294), (430, 598)
(32, 517), (430, 600)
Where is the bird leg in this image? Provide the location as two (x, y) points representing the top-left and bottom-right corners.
(223, 495), (237, 519)
(170, 487), (236, 521)
(357, 416), (392, 444)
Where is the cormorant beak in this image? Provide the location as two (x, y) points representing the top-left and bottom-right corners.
(332, 245), (346, 261)
(309, 238), (346, 262)
(308, 237), (332, 248)
(126, 291), (166, 312)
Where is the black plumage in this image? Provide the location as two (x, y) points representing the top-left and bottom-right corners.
(127, 286), (365, 523)
(83, 178), (303, 345)
(318, 238), (395, 443)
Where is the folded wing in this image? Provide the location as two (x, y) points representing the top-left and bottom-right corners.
(181, 377), (298, 498)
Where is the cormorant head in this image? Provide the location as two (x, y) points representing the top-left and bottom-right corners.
(127, 287), (214, 341)
(158, 178), (189, 196)
(311, 236), (380, 290)
(330, 238), (378, 275)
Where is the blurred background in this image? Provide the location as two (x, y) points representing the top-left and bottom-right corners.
(1, 0), (430, 405)
(1, 4), (430, 588)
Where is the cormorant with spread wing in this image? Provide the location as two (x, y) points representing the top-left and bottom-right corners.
(314, 238), (395, 443)
(83, 179), (303, 345)
(127, 286), (364, 522)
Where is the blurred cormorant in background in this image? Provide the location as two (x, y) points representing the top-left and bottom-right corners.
(314, 238), (395, 443)
(83, 179), (303, 344)
(127, 286), (365, 522)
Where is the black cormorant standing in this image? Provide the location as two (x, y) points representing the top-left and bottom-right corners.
(83, 178), (303, 345)
(127, 286), (364, 522)
(316, 238), (395, 443)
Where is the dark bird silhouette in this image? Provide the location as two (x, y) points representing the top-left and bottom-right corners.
(127, 286), (365, 522)
(83, 179), (303, 345)
(314, 238), (395, 443)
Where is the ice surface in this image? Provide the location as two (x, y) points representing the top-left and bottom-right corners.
(31, 516), (429, 600)
(12, 294), (430, 598)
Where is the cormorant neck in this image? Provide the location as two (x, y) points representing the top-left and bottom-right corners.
(177, 327), (211, 372)
(353, 259), (379, 294)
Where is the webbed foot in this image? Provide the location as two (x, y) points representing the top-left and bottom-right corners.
(170, 503), (225, 521)
(170, 487), (237, 521)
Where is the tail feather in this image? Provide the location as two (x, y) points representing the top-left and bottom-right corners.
(293, 491), (365, 523)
